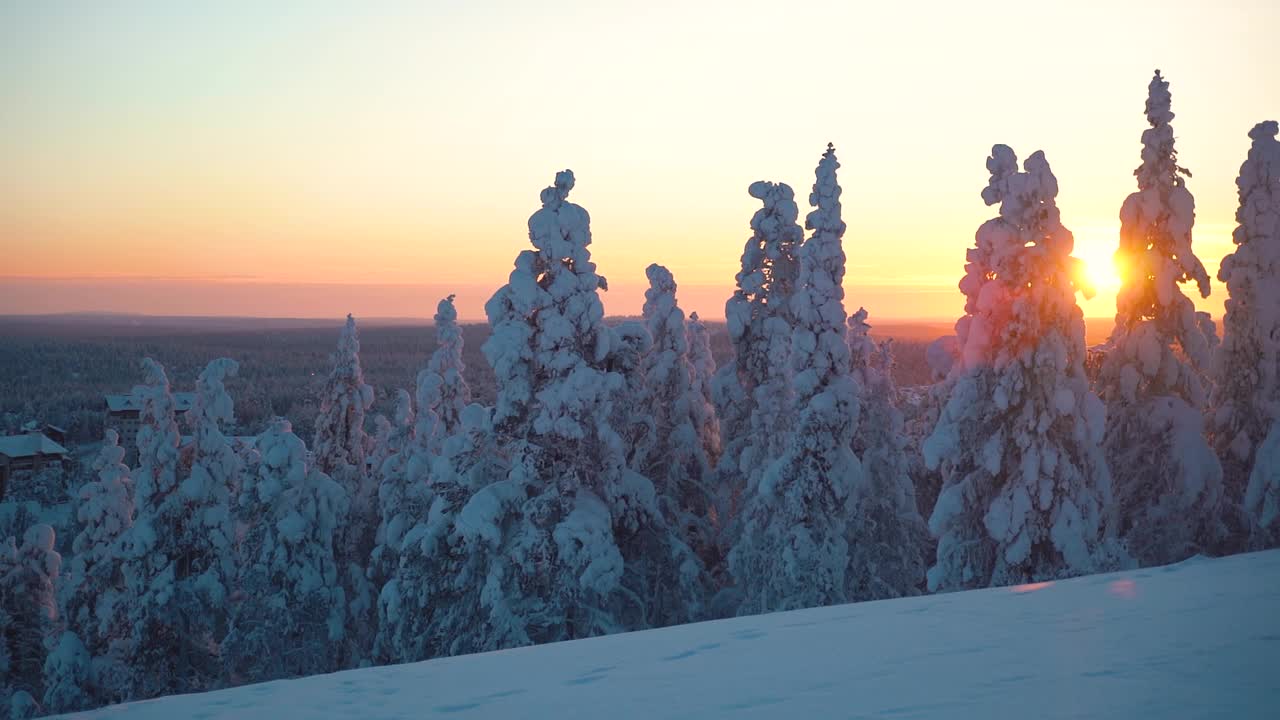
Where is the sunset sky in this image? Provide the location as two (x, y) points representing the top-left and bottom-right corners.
(3, 1), (1277, 323)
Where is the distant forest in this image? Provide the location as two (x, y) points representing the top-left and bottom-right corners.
(0, 316), (937, 450)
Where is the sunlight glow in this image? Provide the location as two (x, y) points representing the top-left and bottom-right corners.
(1, 2), (1270, 320)
(1010, 581), (1055, 594)
(1074, 238), (1124, 295)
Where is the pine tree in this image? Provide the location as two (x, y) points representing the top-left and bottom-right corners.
(641, 264), (717, 567)
(712, 179), (804, 533)
(1214, 120), (1280, 547)
(729, 144), (865, 613)
(224, 418), (349, 682)
(1097, 71), (1223, 565)
(1, 524), (61, 717)
(845, 308), (929, 599)
(312, 315), (376, 665)
(923, 146), (1121, 592)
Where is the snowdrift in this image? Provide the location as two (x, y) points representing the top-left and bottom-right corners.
(63, 551), (1280, 719)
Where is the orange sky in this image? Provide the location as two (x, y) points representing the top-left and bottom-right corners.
(2, 1), (1276, 323)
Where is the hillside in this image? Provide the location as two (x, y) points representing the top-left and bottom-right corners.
(63, 550), (1280, 719)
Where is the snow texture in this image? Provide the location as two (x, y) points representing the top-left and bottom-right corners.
(924, 146), (1120, 592)
(1098, 71), (1223, 566)
(59, 550), (1280, 720)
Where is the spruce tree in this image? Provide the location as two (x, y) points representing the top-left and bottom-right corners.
(1098, 71), (1223, 565)
(924, 146), (1121, 592)
(1214, 121), (1280, 547)
(845, 308), (929, 599)
(641, 264), (717, 566)
(1, 525), (60, 718)
(729, 144), (865, 613)
(712, 179), (803, 534)
(121, 358), (232, 698)
(469, 170), (702, 645)
(224, 418), (349, 682)
(55, 430), (136, 710)
(312, 315), (376, 664)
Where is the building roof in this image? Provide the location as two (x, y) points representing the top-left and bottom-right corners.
(21, 421), (66, 434)
(106, 391), (196, 413)
(0, 433), (69, 460)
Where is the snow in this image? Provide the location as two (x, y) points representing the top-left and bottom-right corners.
(1246, 420), (1280, 529)
(59, 550), (1280, 719)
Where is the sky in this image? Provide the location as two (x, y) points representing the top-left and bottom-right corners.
(2, 0), (1277, 323)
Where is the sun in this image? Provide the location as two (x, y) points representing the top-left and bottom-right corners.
(1073, 229), (1123, 293)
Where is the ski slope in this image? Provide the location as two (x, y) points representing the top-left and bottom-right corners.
(64, 551), (1280, 719)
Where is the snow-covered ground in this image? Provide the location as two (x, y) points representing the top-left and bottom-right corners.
(62, 551), (1280, 719)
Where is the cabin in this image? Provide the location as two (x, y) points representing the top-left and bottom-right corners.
(105, 391), (196, 462)
(0, 431), (70, 501)
(20, 421), (67, 446)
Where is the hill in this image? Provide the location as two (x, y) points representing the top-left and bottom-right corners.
(62, 550), (1280, 719)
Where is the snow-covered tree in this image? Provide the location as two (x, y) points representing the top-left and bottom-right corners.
(224, 418), (349, 682)
(845, 308), (929, 599)
(609, 320), (655, 471)
(1097, 71), (1223, 566)
(1, 524), (61, 717)
(469, 170), (702, 645)
(375, 403), (505, 663)
(41, 631), (90, 715)
(923, 145), (1121, 592)
(184, 357), (239, 578)
(312, 315), (376, 664)
(686, 311), (722, 470)
(131, 358), (181, 520)
(54, 431), (135, 710)
(641, 264), (717, 565)
(314, 315), (375, 479)
(729, 144), (865, 613)
(417, 295), (472, 448)
(368, 389), (416, 593)
(370, 295), (479, 663)
(120, 358), (236, 699)
(712, 179), (804, 530)
(1214, 120), (1280, 547)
